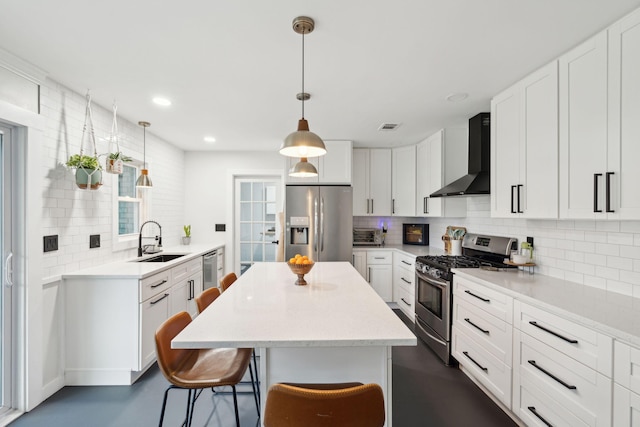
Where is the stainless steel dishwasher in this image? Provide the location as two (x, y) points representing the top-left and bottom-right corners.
(202, 250), (218, 290)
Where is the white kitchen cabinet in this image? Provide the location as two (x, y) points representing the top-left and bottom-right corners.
(491, 60), (559, 218)
(391, 145), (416, 216)
(613, 340), (640, 426)
(352, 148), (392, 216)
(559, 32), (610, 219)
(607, 9), (640, 219)
(452, 275), (513, 408)
(285, 140), (353, 184)
(140, 289), (170, 369)
(170, 258), (203, 318)
(393, 252), (415, 321)
(351, 250), (367, 278)
(415, 129), (467, 217)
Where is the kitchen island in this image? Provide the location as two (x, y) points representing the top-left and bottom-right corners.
(172, 261), (416, 426)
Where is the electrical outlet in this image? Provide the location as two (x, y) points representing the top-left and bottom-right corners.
(215, 224), (226, 232)
(526, 236), (534, 248)
(43, 235), (58, 252)
(90, 234), (101, 248)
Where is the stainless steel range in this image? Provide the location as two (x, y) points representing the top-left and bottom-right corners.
(414, 233), (517, 365)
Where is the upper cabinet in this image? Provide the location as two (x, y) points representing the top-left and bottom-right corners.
(415, 129), (467, 218)
(353, 148), (392, 216)
(491, 61), (559, 218)
(285, 140), (353, 185)
(559, 12), (640, 220)
(391, 145), (416, 216)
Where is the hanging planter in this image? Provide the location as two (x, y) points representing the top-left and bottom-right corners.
(67, 92), (102, 190)
(105, 102), (131, 174)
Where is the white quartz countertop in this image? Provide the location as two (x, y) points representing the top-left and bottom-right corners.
(173, 262), (417, 349)
(353, 244), (445, 257)
(62, 243), (224, 280)
(453, 268), (640, 347)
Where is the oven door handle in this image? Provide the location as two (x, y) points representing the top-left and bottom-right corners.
(416, 320), (447, 346)
(416, 271), (448, 289)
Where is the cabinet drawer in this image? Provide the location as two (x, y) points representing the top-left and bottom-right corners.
(452, 297), (512, 366)
(172, 258), (203, 282)
(614, 383), (640, 427)
(452, 327), (511, 408)
(393, 266), (414, 292)
(140, 271), (171, 302)
(514, 301), (613, 376)
(514, 374), (591, 427)
(453, 275), (513, 323)
(514, 329), (612, 426)
(367, 251), (392, 264)
(394, 252), (415, 269)
(614, 340), (640, 394)
(396, 285), (414, 318)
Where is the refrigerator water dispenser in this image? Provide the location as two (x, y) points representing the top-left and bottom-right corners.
(289, 216), (309, 245)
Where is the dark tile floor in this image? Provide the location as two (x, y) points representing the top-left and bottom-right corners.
(10, 310), (517, 426)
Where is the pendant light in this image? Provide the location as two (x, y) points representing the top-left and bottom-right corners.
(136, 121), (152, 188)
(288, 157), (318, 177)
(280, 16), (327, 164)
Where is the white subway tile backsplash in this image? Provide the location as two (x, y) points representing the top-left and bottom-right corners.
(595, 243), (620, 257)
(607, 256), (633, 271)
(584, 275), (607, 290)
(608, 232), (634, 246)
(595, 265), (620, 281)
(607, 280), (632, 295)
(585, 231), (607, 243)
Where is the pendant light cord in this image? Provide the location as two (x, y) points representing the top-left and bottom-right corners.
(301, 30), (305, 119)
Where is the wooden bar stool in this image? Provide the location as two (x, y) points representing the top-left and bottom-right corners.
(195, 285), (260, 415)
(155, 311), (258, 427)
(264, 382), (385, 427)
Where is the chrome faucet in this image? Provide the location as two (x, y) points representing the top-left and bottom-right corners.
(138, 220), (163, 257)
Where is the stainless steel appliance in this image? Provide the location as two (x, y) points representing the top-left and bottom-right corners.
(202, 250), (218, 290)
(414, 233), (517, 365)
(285, 185), (353, 261)
(353, 228), (383, 246)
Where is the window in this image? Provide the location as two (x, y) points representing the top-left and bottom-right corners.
(112, 157), (150, 251)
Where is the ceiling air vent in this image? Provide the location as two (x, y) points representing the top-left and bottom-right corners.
(378, 123), (400, 131)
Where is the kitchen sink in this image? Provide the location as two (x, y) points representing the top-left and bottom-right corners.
(136, 254), (187, 262)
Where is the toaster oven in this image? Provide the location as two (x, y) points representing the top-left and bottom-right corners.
(353, 228), (383, 246)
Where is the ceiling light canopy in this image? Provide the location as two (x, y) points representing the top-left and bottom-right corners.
(280, 16), (326, 164)
(136, 121), (152, 188)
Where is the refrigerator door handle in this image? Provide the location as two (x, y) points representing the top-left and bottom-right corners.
(314, 196), (319, 253)
(320, 197), (325, 252)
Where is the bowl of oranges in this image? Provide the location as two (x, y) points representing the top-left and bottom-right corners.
(287, 254), (314, 286)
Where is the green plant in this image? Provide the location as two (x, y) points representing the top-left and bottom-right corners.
(66, 154), (101, 170)
(183, 225), (191, 237)
(107, 152), (132, 162)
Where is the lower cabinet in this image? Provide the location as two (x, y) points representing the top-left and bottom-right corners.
(140, 289), (170, 369)
(351, 250), (392, 301)
(393, 252), (415, 320)
(613, 340), (640, 426)
(169, 258), (203, 318)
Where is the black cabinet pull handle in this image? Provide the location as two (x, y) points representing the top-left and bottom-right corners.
(517, 184), (523, 213)
(527, 406), (553, 427)
(510, 185), (516, 213)
(464, 318), (490, 334)
(528, 321), (578, 344)
(594, 173), (602, 212)
(463, 351), (488, 372)
(606, 172), (615, 213)
(151, 279), (168, 288)
(401, 260), (412, 266)
(371, 199), (374, 214)
(424, 197), (429, 214)
(528, 360), (577, 390)
(464, 289), (490, 303)
(400, 298), (411, 306)
(401, 277), (411, 284)
(150, 293), (169, 305)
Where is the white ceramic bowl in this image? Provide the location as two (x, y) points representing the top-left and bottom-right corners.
(512, 254), (529, 264)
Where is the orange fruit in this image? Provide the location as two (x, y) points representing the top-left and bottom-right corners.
(289, 257), (296, 264)
(295, 254), (302, 259)
(302, 259), (310, 265)
(295, 258), (304, 264)
(301, 255), (308, 260)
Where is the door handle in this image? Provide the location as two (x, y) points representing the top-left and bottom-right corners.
(392, 199), (395, 214)
(510, 185), (516, 213)
(314, 197), (318, 252)
(271, 240), (279, 244)
(594, 173), (602, 213)
(320, 197), (325, 252)
(517, 184), (523, 213)
(371, 199), (374, 214)
(606, 172), (614, 213)
(4, 252), (13, 287)
(424, 196), (428, 214)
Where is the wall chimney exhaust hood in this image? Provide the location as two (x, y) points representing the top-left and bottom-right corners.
(430, 112), (490, 197)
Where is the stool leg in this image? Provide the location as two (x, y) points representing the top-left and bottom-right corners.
(158, 385), (174, 427)
(232, 385), (240, 427)
(248, 361), (260, 416)
(252, 350), (260, 403)
(185, 389), (194, 427)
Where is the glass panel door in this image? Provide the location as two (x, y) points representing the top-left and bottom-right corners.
(235, 178), (281, 275)
(0, 124), (13, 416)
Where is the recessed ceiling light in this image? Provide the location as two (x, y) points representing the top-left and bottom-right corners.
(446, 93), (468, 102)
(152, 97), (172, 106)
(204, 136), (216, 143)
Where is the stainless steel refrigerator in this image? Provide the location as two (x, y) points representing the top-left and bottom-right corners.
(285, 185), (353, 262)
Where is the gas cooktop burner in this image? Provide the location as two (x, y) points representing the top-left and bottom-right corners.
(417, 255), (483, 269)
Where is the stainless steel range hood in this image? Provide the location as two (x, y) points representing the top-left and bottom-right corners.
(430, 112), (490, 197)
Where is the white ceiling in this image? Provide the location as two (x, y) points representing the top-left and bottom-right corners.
(2, 1), (640, 152)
